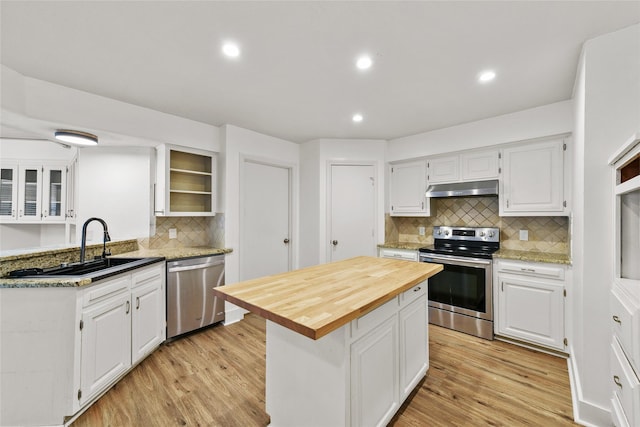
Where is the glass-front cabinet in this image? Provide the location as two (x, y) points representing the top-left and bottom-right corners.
(0, 163), (18, 220)
(17, 164), (42, 221)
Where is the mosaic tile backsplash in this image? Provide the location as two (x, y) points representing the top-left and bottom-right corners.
(385, 196), (569, 254)
(138, 214), (225, 249)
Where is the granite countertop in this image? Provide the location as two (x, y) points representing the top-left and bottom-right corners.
(493, 249), (571, 265)
(377, 242), (426, 250)
(117, 246), (232, 260)
(214, 256), (443, 340)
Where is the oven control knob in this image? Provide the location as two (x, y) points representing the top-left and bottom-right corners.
(488, 231), (495, 237)
(436, 229), (442, 235)
(479, 231), (485, 237)
(444, 230), (450, 236)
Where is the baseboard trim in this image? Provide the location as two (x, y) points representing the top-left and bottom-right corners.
(223, 304), (247, 325)
(567, 348), (611, 426)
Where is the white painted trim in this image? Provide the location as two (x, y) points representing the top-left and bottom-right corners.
(222, 302), (247, 325)
(567, 349), (612, 426)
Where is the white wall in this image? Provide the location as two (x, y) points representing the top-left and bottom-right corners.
(387, 100), (573, 162)
(299, 139), (387, 267)
(77, 146), (154, 245)
(570, 23), (640, 426)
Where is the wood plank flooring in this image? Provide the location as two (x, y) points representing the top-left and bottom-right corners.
(72, 314), (576, 426)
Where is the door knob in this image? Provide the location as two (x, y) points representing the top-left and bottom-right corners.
(332, 240), (338, 246)
(283, 238), (290, 244)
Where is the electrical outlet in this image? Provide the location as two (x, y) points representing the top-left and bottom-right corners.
(169, 228), (177, 239)
(519, 230), (528, 241)
(418, 226), (425, 236)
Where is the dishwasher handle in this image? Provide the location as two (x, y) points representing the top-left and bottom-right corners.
(168, 260), (224, 273)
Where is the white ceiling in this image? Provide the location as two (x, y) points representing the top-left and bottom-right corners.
(1, 1), (639, 143)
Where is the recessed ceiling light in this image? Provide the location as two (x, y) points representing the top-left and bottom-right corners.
(54, 130), (98, 146)
(222, 42), (240, 58)
(478, 70), (496, 83)
(352, 113), (363, 123)
(356, 55), (372, 70)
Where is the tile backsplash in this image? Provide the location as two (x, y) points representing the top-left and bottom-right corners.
(138, 214), (225, 249)
(386, 196), (569, 254)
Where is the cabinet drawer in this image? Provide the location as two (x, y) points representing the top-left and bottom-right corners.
(610, 339), (640, 427)
(497, 260), (565, 280)
(351, 297), (398, 340)
(83, 275), (131, 307)
(400, 281), (427, 307)
(611, 286), (640, 369)
(379, 249), (418, 262)
(132, 263), (164, 289)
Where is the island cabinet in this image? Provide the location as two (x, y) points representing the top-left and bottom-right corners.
(214, 256), (442, 427)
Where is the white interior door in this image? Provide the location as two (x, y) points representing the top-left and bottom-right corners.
(241, 159), (291, 280)
(329, 163), (376, 262)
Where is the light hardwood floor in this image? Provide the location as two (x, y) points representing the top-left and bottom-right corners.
(73, 314), (576, 426)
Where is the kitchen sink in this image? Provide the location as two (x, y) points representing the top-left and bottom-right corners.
(8, 257), (161, 278)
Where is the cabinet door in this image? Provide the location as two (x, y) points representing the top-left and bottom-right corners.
(501, 139), (565, 215)
(497, 275), (564, 350)
(389, 161), (429, 216)
(399, 296), (428, 400)
(79, 293), (132, 406)
(131, 269), (165, 364)
(17, 164), (42, 221)
(350, 316), (399, 427)
(461, 150), (499, 181)
(42, 165), (66, 222)
(66, 158), (77, 221)
(0, 163), (18, 220)
(427, 156), (459, 184)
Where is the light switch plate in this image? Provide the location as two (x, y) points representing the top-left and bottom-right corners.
(519, 230), (528, 241)
(418, 226), (425, 236)
(169, 228), (177, 239)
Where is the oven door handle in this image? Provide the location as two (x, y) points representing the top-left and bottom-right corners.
(420, 253), (492, 266)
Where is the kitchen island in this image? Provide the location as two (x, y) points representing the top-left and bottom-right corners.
(213, 256), (442, 427)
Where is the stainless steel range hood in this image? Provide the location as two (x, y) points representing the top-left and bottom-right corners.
(425, 179), (498, 198)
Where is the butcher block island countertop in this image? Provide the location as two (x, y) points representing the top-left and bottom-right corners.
(214, 256), (443, 339)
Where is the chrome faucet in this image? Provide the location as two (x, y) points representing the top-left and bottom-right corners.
(80, 217), (111, 263)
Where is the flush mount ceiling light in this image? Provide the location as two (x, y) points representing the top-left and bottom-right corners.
(478, 70), (496, 83)
(352, 113), (364, 123)
(222, 42), (240, 58)
(54, 130), (98, 146)
(356, 55), (373, 70)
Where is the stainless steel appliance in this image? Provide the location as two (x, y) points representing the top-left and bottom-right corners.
(167, 254), (225, 339)
(419, 226), (499, 340)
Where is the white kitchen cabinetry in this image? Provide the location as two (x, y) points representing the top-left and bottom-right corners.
(0, 162), (18, 220)
(77, 263), (165, 407)
(500, 137), (567, 216)
(1, 162), (67, 223)
(427, 155), (459, 184)
(495, 259), (567, 351)
(378, 247), (418, 261)
(389, 161), (430, 216)
(155, 144), (217, 216)
(65, 156), (78, 222)
(460, 149), (500, 181)
(266, 282), (428, 427)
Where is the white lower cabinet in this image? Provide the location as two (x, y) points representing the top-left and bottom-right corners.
(78, 263), (165, 407)
(495, 259), (567, 351)
(266, 282), (428, 427)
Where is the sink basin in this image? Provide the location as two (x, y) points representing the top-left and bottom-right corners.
(8, 257), (152, 278)
(44, 258), (145, 276)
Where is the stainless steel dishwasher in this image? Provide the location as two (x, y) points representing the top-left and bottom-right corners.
(167, 254), (225, 339)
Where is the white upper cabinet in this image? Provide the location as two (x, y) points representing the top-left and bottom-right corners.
(389, 161), (430, 217)
(427, 156), (459, 184)
(0, 163), (18, 220)
(500, 137), (567, 216)
(427, 149), (499, 184)
(7, 162), (67, 223)
(461, 150), (500, 181)
(155, 144), (217, 216)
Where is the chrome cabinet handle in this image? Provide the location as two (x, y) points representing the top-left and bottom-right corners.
(613, 375), (622, 388)
(414, 286), (421, 292)
(332, 240), (338, 246)
(613, 315), (621, 324)
(126, 301), (130, 314)
(520, 268), (536, 272)
(284, 238), (290, 244)
(136, 297), (140, 310)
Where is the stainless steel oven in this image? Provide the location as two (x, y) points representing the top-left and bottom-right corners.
(419, 226), (499, 340)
